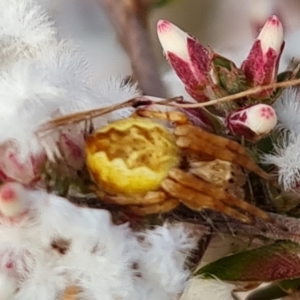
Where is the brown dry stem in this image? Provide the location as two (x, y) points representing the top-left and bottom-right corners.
(37, 78), (300, 134)
(168, 78), (300, 109)
(98, 0), (166, 97)
(37, 96), (182, 134)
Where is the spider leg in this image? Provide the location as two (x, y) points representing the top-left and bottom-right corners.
(128, 198), (180, 215)
(167, 168), (274, 223)
(174, 125), (276, 185)
(94, 190), (168, 206)
(136, 109), (189, 125)
(161, 177), (252, 223)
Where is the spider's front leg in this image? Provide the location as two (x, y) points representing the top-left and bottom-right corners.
(94, 189), (167, 206)
(174, 124), (277, 186)
(162, 168), (275, 224)
(94, 188), (179, 215)
(128, 198), (180, 215)
(136, 108), (190, 125)
(137, 108), (276, 186)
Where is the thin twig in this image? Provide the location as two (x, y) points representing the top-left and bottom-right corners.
(166, 78), (300, 108)
(98, 0), (166, 97)
(170, 209), (300, 245)
(37, 78), (300, 134)
(36, 96), (182, 134)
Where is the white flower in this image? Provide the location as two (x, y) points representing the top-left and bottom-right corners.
(262, 133), (300, 191)
(0, 0), (142, 165)
(0, 0), (56, 67)
(262, 88), (300, 191)
(0, 1), (202, 299)
(0, 182), (199, 300)
(273, 88), (300, 134)
(137, 223), (200, 298)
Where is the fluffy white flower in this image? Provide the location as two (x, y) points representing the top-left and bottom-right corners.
(136, 223), (199, 299)
(273, 88), (300, 134)
(0, 1), (201, 299)
(0, 0), (142, 165)
(0, 0), (56, 67)
(92, 76), (141, 122)
(263, 133), (300, 191)
(14, 260), (68, 300)
(0, 59), (66, 155)
(0, 182), (199, 300)
(262, 88), (300, 191)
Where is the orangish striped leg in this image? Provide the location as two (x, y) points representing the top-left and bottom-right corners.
(94, 190), (168, 206)
(167, 168), (274, 224)
(129, 198), (180, 215)
(134, 109), (276, 186)
(136, 109), (189, 125)
(161, 177), (252, 223)
(174, 124), (276, 185)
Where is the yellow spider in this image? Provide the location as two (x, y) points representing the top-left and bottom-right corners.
(84, 108), (276, 224)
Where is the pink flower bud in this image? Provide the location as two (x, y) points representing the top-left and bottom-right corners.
(0, 143), (45, 185)
(226, 104), (277, 141)
(0, 183), (28, 218)
(157, 20), (213, 102)
(242, 15), (284, 89)
(58, 127), (85, 170)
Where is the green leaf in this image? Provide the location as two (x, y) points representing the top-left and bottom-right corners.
(278, 278), (300, 293)
(196, 241), (300, 282)
(245, 284), (289, 300)
(255, 135), (275, 155)
(245, 278), (300, 300)
(213, 56), (248, 95)
(191, 107), (225, 135)
(265, 71), (294, 105)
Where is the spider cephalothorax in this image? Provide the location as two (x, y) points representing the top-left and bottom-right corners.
(84, 109), (276, 224)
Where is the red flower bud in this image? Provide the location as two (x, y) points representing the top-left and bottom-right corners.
(226, 104), (277, 141)
(157, 20), (215, 102)
(242, 15), (284, 90)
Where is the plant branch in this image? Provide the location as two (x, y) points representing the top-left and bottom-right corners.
(98, 0), (167, 97)
(37, 77), (300, 134)
(166, 78), (300, 109)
